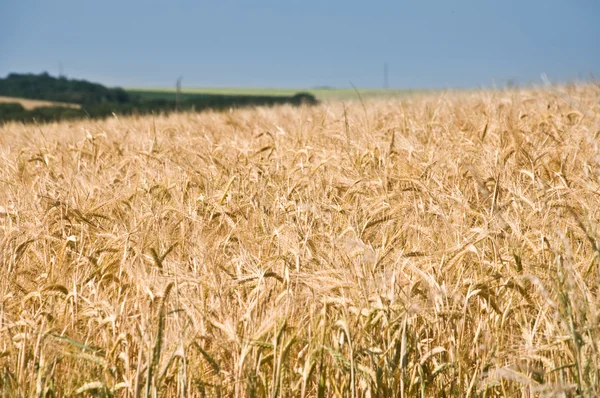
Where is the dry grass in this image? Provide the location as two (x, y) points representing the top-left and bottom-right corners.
(0, 96), (80, 110)
(1, 84), (599, 397)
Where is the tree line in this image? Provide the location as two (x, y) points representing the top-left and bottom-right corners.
(0, 73), (318, 123)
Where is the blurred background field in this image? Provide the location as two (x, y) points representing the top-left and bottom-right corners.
(127, 87), (431, 101)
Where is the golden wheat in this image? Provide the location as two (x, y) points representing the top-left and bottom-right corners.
(1, 84), (600, 396)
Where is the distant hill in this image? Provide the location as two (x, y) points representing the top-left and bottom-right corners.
(0, 73), (318, 124)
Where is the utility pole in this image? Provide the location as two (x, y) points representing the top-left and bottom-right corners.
(176, 76), (183, 110)
(383, 62), (389, 89)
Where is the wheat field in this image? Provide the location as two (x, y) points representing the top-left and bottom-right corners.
(1, 85), (599, 397)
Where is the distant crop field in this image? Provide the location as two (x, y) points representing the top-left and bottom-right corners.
(128, 86), (428, 101)
(1, 85), (599, 396)
(0, 95), (80, 110)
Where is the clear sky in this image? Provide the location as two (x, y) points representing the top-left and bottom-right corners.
(1, 0), (598, 89)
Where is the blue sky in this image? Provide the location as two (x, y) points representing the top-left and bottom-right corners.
(1, 1), (598, 89)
